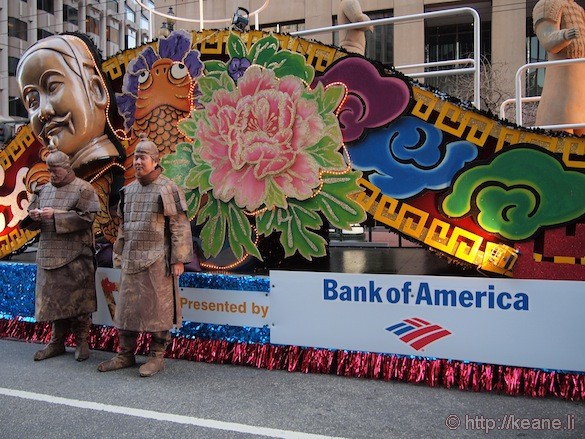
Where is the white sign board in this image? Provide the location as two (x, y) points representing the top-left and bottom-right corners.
(269, 270), (585, 372)
(94, 268), (269, 328)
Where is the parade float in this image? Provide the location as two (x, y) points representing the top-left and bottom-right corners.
(1, 27), (583, 399)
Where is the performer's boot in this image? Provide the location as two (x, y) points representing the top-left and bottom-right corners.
(71, 313), (92, 361)
(97, 330), (137, 372)
(139, 331), (169, 377)
(34, 319), (69, 361)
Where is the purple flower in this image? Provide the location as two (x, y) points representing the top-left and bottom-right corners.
(227, 57), (251, 82)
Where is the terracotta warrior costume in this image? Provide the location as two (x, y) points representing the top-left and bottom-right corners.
(533, 0), (585, 133)
(27, 150), (100, 361)
(98, 136), (193, 377)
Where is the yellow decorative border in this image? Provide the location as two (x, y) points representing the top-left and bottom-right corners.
(351, 178), (519, 276)
(101, 30), (346, 83)
(412, 88), (585, 169)
(0, 125), (37, 173)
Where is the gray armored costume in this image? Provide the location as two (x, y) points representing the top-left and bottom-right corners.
(27, 149), (100, 362)
(30, 179), (100, 321)
(113, 174), (193, 332)
(98, 134), (193, 377)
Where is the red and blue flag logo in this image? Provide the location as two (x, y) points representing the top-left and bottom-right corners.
(386, 317), (451, 350)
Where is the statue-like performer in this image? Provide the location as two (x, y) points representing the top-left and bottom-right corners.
(17, 33), (125, 242)
(533, 0), (585, 135)
(26, 148), (100, 362)
(98, 135), (193, 377)
(338, 0), (373, 55)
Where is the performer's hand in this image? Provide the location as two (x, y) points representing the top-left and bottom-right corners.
(29, 209), (42, 221)
(112, 251), (122, 269)
(564, 27), (580, 40)
(40, 207), (54, 220)
(172, 262), (185, 277)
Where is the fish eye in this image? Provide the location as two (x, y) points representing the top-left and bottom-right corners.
(170, 63), (188, 80)
(137, 70), (150, 84)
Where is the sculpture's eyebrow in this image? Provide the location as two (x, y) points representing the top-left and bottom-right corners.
(21, 84), (37, 98)
(38, 69), (66, 87)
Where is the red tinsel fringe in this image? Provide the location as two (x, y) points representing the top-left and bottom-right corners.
(2, 317), (584, 401)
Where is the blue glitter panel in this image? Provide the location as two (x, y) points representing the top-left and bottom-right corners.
(0, 263), (36, 319)
(0, 262), (270, 342)
(177, 322), (270, 344)
(179, 272), (270, 292)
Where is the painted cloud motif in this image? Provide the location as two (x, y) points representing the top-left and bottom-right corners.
(349, 116), (478, 199)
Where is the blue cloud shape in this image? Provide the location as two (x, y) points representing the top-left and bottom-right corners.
(348, 116), (478, 199)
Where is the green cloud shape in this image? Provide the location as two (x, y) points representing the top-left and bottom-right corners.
(442, 146), (585, 240)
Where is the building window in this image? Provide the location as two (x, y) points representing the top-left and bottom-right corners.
(424, 21), (491, 96)
(140, 13), (149, 32)
(38, 28), (54, 40)
(8, 17), (28, 40)
(8, 57), (20, 76)
(37, 0), (54, 14)
(63, 5), (78, 25)
(126, 28), (137, 48)
(87, 16), (100, 35)
(526, 18), (547, 97)
(107, 1), (118, 13)
(261, 20), (305, 34)
(125, 5), (136, 22)
(365, 10), (394, 66)
(9, 96), (29, 119)
(107, 25), (119, 44)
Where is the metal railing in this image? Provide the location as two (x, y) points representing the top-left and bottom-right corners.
(131, 4), (481, 108)
(291, 7), (481, 109)
(135, 0), (272, 34)
(501, 57), (585, 131)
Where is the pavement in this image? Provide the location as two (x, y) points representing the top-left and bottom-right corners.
(0, 338), (583, 439)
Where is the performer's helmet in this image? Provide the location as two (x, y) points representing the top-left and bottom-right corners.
(46, 148), (71, 170)
(135, 133), (160, 163)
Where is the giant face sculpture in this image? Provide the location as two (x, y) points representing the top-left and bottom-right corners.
(17, 35), (109, 159)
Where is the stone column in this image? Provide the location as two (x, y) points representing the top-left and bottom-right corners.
(491, 0), (526, 108)
(306, 0), (334, 45)
(393, 0), (425, 74)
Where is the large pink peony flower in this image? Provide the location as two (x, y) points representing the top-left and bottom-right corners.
(199, 66), (326, 211)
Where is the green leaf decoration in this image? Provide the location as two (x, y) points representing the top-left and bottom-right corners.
(321, 84), (345, 115)
(227, 33), (248, 59)
(306, 136), (345, 170)
(184, 190), (201, 219)
(275, 202), (327, 259)
(263, 178), (288, 210)
(226, 205), (262, 260)
(248, 34), (280, 67)
(219, 71), (236, 92)
(311, 171), (366, 229)
(256, 208), (278, 236)
(204, 60), (227, 75)
(198, 197), (228, 258)
(161, 142), (196, 187)
(178, 119), (199, 139)
(198, 76), (223, 104)
(185, 162), (212, 193)
(267, 51), (315, 83)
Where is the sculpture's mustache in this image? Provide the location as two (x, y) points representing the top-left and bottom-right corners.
(39, 113), (74, 143)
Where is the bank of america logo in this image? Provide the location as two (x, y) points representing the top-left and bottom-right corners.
(386, 317), (451, 350)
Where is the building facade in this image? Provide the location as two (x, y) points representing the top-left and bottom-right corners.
(0, 0), (570, 139)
